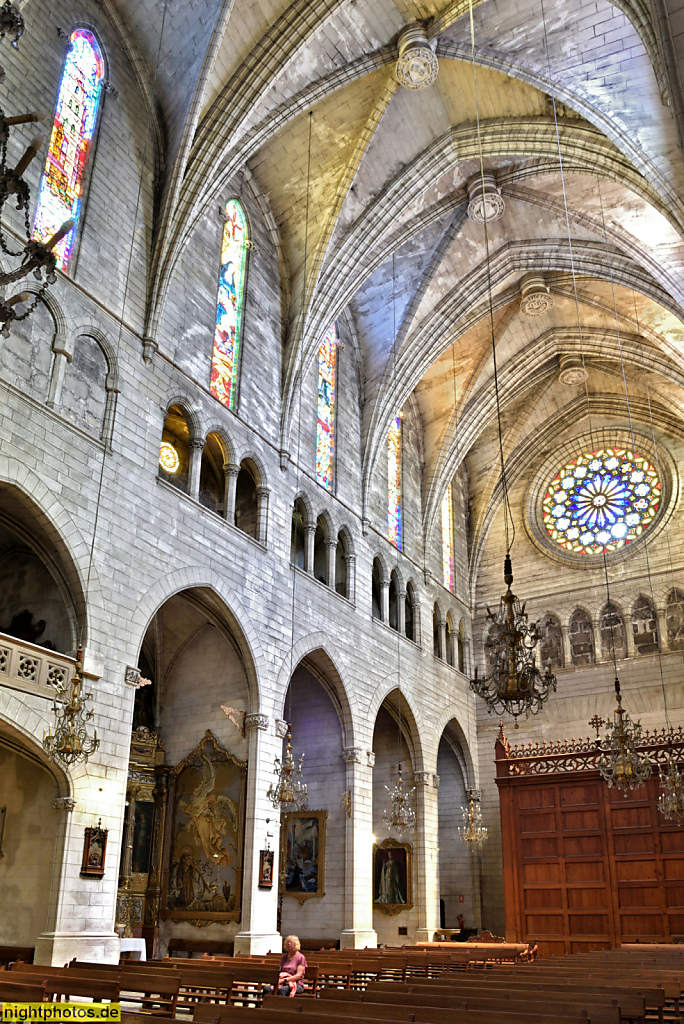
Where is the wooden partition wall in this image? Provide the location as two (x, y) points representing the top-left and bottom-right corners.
(495, 725), (684, 956)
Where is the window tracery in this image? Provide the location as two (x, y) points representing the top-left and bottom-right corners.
(316, 323), (337, 492)
(632, 596), (658, 655)
(569, 608), (594, 665)
(600, 602), (626, 661)
(33, 29), (104, 273)
(210, 199), (248, 410)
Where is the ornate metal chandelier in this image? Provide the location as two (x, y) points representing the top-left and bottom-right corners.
(267, 723), (307, 812)
(383, 761), (416, 835)
(459, 789), (488, 847)
(43, 651), (100, 768)
(597, 676), (652, 792)
(658, 744), (684, 823)
(470, 554), (557, 720)
(0, 3), (74, 337)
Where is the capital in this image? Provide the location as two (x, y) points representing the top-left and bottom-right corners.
(413, 771), (431, 786)
(53, 797), (76, 812)
(244, 713), (269, 732)
(342, 746), (364, 764)
(189, 438), (206, 452)
(225, 462), (240, 479)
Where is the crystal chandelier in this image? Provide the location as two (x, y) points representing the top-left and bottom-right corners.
(0, 3), (74, 337)
(459, 789), (488, 847)
(658, 744), (684, 823)
(43, 650), (100, 768)
(383, 762), (416, 835)
(597, 676), (652, 791)
(470, 554), (557, 720)
(267, 723), (307, 812)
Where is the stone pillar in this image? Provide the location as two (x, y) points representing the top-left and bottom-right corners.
(256, 486), (270, 545)
(592, 621), (603, 663)
(46, 351), (69, 409)
(625, 615), (636, 658)
(326, 540), (337, 591)
(380, 579), (390, 623)
(345, 554), (356, 603)
(657, 607), (669, 651)
(233, 713), (282, 955)
(340, 748), (377, 949)
(304, 524), (316, 575)
(397, 588), (407, 637)
(438, 621), (447, 662)
(223, 463), (240, 523)
(413, 771), (439, 943)
(413, 598), (422, 648)
(561, 625), (571, 668)
(188, 438), (205, 501)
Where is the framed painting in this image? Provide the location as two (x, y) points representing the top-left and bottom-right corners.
(280, 810), (326, 903)
(258, 849), (274, 889)
(373, 836), (413, 916)
(81, 819), (108, 878)
(161, 730), (246, 924)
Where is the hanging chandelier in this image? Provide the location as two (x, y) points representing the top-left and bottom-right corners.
(459, 789), (488, 847)
(597, 676), (652, 792)
(658, 744), (684, 823)
(43, 650), (99, 768)
(470, 554), (557, 720)
(0, 5), (74, 336)
(267, 723), (307, 812)
(383, 761), (416, 835)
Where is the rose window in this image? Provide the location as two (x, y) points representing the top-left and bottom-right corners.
(542, 448), (661, 555)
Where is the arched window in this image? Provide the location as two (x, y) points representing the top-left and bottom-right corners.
(600, 602), (625, 661)
(433, 604), (441, 659)
(159, 405), (191, 493)
(666, 589), (684, 650)
(199, 432), (226, 514)
(33, 29), (105, 273)
(335, 531), (349, 598)
(539, 613), (563, 669)
(405, 583), (415, 642)
(388, 414), (402, 549)
(313, 515), (329, 585)
(210, 199), (249, 410)
(569, 608), (594, 665)
(291, 499), (307, 569)
(372, 558), (383, 620)
(632, 596), (658, 655)
(446, 614), (454, 666)
(234, 460), (258, 538)
(441, 486), (454, 592)
(316, 323), (337, 492)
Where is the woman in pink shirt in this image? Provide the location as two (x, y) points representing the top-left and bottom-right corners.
(277, 935), (307, 996)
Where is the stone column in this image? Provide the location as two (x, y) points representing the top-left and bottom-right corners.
(657, 607), (669, 651)
(438, 621), (447, 662)
(188, 438), (205, 501)
(345, 554), (356, 603)
(223, 463), (240, 523)
(46, 351), (69, 409)
(397, 588), (406, 637)
(304, 524), (316, 575)
(380, 579), (390, 623)
(256, 486), (270, 545)
(625, 616), (636, 658)
(326, 539), (337, 591)
(413, 771), (439, 943)
(592, 621), (603, 663)
(340, 748), (377, 949)
(233, 713), (282, 955)
(561, 625), (571, 668)
(413, 597), (422, 648)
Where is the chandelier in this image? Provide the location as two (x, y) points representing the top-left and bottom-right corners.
(383, 762), (416, 835)
(470, 554), (557, 720)
(43, 650), (100, 768)
(459, 789), (488, 847)
(0, 3), (73, 337)
(267, 723), (307, 812)
(658, 744), (684, 823)
(597, 676), (652, 792)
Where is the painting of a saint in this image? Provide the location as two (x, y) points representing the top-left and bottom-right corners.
(281, 811), (326, 902)
(373, 839), (412, 914)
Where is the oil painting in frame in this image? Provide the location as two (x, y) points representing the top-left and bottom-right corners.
(80, 820), (108, 878)
(373, 836), (413, 916)
(280, 809), (326, 903)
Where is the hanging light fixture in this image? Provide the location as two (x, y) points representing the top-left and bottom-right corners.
(470, 554), (557, 720)
(597, 675), (652, 791)
(43, 650), (99, 768)
(267, 723), (307, 813)
(459, 789), (488, 847)
(658, 744), (684, 823)
(383, 761), (416, 835)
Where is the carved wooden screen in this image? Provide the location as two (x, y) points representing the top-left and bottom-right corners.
(496, 726), (684, 955)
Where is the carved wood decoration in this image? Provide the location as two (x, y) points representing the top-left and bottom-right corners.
(496, 724), (684, 956)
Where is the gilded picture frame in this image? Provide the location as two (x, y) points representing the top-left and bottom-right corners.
(280, 809), (326, 904)
(161, 730), (246, 925)
(373, 836), (413, 916)
(81, 820), (108, 878)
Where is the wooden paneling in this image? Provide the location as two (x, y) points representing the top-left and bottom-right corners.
(498, 770), (682, 954)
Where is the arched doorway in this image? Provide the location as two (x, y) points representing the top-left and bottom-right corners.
(437, 720), (480, 934)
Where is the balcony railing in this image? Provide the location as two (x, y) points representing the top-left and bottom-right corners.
(0, 631), (76, 700)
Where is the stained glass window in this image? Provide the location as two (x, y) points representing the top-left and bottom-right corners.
(316, 323), (337, 491)
(387, 414), (402, 549)
(33, 30), (104, 273)
(441, 487), (454, 591)
(210, 199), (248, 410)
(542, 447), (660, 555)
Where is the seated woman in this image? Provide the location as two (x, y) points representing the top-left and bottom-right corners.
(276, 935), (307, 996)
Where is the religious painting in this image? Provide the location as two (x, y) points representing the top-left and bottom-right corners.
(131, 800), (154, 875)
(258, 849), (274, 889)
(81, 820), (108, 878)
(280, 810), (326, 903)
(162, 730), (246, 923)
(373, 837), (413, 916)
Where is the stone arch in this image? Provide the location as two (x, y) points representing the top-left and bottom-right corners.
(370, 685), (425, 778)
(292, 490), (315, 527)
(569, 607), (595, 666)
(599, 600), (627, 661)
(313, 511), (332, 585)
(161, 394), (203, 441)
(665, 589), (684, 650)
(274, 633), (355, 747)
(632, 593), (659, 655)
(202, 424), (236, 465)
(236, 450), (269, 490)
(0, 700), (71, 798)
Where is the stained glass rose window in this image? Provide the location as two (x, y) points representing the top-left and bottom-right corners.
(542, 448), (660, 555)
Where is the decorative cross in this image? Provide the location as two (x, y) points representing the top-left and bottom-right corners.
(589, 715), (605, 740)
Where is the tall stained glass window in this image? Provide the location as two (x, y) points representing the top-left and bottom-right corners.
(441, 487), (454, 591)
(33, 30), (104, 273)
(542, 447), (661, 555)
(316, 323), (337, 491)
(387, 414), (402, 549)
(210, 199), (248, 410)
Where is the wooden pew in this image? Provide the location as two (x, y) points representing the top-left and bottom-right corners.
(118, 970), (180, 1016)
(11, 965), (120, 1002)
(0, 946), (34, 969)
(0, 979), (46, 1003)
(175, 968), (234, 1012)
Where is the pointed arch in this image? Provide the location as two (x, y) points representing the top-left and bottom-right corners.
(274, 633), (355, 747)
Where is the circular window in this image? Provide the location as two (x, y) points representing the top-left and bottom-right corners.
(541, 447), (661, 555)
(159, 441), (180, 474)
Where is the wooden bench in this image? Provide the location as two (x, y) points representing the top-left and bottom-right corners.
(175, 969), (234, 1012)
(168, 940), (234, 959)
(0, 979), (46, 1003)
(0, 946), (34, 969)
(118, 970), (180, 1016)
